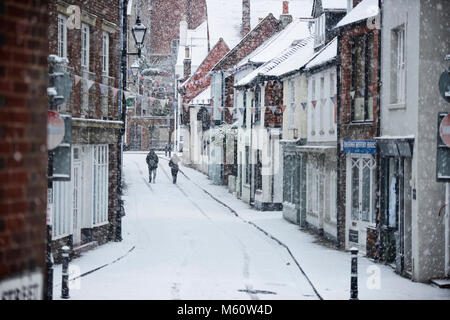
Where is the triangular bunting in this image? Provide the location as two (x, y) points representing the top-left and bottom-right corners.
(111, 87), (119, 98)
(301, 102), (307, 110)
(330, 96), (335, 105)
(360, 88), (365, 96)
(239, 108), (245, 115)
(280, 105), (287, 112)
(99, 83), (108, 95)
(270, 106), (277, 114)
(312, 101), (317, 109)
(368, 85), (374, 94)
(350, 91), (355, 99)
(74, 75), (81, 85)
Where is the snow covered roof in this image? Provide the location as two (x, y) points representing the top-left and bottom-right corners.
(321, 0), (347, 10)
(236, 35), (315, 86)
(266, 36), (315, 77)
(304, 36), (337, 70)
(206, 0), (314, 50)
(335, 0), (379, 29)
(189, 86), (211, 105)
(236, 18), (313, 69)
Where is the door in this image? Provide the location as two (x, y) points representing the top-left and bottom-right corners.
(72, 147), (82, 246)
(346, 155), (376, 253)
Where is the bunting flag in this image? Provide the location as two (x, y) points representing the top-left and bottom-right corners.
(218, 107), (223, 114)
(330, 96), (335, 105)
(184, 103), (189, 112)
(301, 102), (307, 110)
(74, 75), (81, 85)
(270, 106), (277, 114)
(85, 79), (94, 90)
(368, 85), (374, 94)
(311, 100), (317, 109)
(111, 87), (119, 98)
(360, 88), (365, 96)
(350, 91), (356, 99)
(250, 107), (255, 115)
(280, 105), (287, 112)
(239, 108), (245, 115)
(99, 83), (108, 95)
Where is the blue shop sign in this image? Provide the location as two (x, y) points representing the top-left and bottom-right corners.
(343, 140), (377, 154)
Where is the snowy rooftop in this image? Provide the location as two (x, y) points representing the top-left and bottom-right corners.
(236, 35), (315, 86)
(266, 36), (315, 77)
(335, 0), (379, 29)
(236, 18), (313, 69)
(304, 36), (337, 70)
(321, 0), (347, 10)
(189, 85), (211, 105)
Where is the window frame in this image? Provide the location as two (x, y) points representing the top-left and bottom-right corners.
(81, 23), (90, 70)
(57, 14), (67, 58)
(102, 31), (110, 75)
(92, 144), (109, 227)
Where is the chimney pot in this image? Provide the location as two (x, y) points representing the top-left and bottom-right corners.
(282, 1), (289, 15)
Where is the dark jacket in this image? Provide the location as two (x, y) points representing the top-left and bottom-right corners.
(169, 159), (179, 172)
(146, 151), (159, 169)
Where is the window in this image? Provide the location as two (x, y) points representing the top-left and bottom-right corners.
(52, 180), (73, 239)
(330, 73), (335, 128)
(93, 145), (108, 226)
(57, 14), (67, 58)
(315, 14), (326, 45)
(311, 78), (316, 135)
(329, 170), (337, 222)
(351, 34), (374, 122)
(102, 31), (109, 75)
(289, 79), (295, 129)
(245, 146), (250, 184)
(320, 77), (325, 132)
(391, 25), (405, 104)
(256, 150), (262, 190)
(81, 24), (90, 70)
(307, 159), (319, 214)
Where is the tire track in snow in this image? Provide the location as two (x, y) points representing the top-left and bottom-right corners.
(176, 162), (323, 301)
(157, 158), (258, 300)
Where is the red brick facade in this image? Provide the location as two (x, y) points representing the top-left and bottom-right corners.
(0, 0), (49, 288)
(337, 23), (380, 250)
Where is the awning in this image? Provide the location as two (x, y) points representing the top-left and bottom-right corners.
(375, 136), (414, 158)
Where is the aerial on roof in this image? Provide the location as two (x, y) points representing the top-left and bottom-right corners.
(335, 0), (379, 29)
(236, 18), (313, 68)
(304, 36), (337, 70)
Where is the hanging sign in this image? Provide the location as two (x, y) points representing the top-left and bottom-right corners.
(47, 111), (65, 150)
(343, 140), (377, 154)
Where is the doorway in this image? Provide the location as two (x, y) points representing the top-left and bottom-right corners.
(72, 146), (82, 246)
(346, 154), (376, 253)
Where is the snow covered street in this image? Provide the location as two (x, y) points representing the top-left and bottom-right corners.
(52, 152), (319, 300)
(51, 152), (450, 300)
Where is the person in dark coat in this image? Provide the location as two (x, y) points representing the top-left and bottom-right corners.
(168, 154), (180, 184)
(146, 149), (159, 183)
(164, 144), (169, 157)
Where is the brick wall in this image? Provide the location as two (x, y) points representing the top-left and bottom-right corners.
(337, 24), (380, 249)
(0, 0), (49, 285)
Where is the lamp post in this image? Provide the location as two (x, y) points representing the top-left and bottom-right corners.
(117, 5), (148, 242)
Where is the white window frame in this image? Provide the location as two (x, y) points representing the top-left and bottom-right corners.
(329, 170), (337, 223)
(391, 25), (406, 105)
(57, 14), (67, 58)
(102, 31), (110, 75)
(330, 72), (335, 129)
(289, 79), (295, 129)
(81, 23), (90, 70)
(52, 180), (73, 240)
(92, 145), (109, 226)
(307, 159), (320, 215)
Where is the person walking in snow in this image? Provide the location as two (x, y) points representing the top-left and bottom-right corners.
(146, 149), (159, 183)
(168, 153), (180, 184)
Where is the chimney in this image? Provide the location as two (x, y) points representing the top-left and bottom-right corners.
(279, 1), (293, 29)
(179, 15), (188, 47)
(183, 47), (191, 80)
(242, 0), (250, 37)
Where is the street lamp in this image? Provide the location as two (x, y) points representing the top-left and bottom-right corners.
(131, 60), (140, 77)
(131, 16), (147, 57)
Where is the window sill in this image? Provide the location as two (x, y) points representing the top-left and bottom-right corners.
(346, 121), (374, 126)
(387, 103), (406, 110)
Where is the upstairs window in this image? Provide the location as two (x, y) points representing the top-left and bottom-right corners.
(102, 32), (109, 75)
(351, 33), (374, 122)
(315, 14), (326, 46)
(57, 14), (67, 58)
(391, 25), (406, 104)
(289, 79), (295, 129)
(81, 24), (90, 70)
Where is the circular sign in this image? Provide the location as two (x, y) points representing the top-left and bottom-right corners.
(440, 113), (450, 148)
(439, 71), (450, 103)
(47, 111), (65, 150)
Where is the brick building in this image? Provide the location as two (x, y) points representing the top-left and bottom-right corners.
(335, 0), (380, 255)
(0, 0), (49, 299)
(47, 0), (123, 260)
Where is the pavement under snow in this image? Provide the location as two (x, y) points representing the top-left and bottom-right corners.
(52, 152), (450, 300)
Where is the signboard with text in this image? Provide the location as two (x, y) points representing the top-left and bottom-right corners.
(343, 140), (377, 154)
(437, 112), (450, 182)
(0, 271), (43, 300)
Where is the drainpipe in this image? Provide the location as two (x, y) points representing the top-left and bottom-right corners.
(336, 34), (343, 249)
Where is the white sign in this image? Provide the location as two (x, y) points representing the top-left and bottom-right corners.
(47, 188), (53, 226)
(0, 271), (43, 300)
(47, 110), (65, 150)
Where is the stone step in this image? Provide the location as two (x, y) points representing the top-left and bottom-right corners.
(430, 279), (450, 289)
(72, 241), (98, 257)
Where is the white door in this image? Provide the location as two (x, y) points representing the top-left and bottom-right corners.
(346, 155), (376, 253)
(72, 147), (82, 246)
